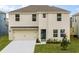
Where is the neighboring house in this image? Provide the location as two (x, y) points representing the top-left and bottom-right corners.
(70, 17), (73, 36)
(0, 11), (8, 36)
(8, 5), (70, 43)
(71, 13), (79, 37)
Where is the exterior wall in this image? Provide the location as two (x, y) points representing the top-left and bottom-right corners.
(9, 28), (13, 40)
(9, 12), (38, 40)
(9, 28), (38, 40)
(77, 16), (79, 37)
(71, 16), (79, 36)
(9, 12), (38, 27)
(9, 12), (70, 42)
(47, 13), (70, 41)
(38, 13), (70, 42)
(38, 13), (48, 42)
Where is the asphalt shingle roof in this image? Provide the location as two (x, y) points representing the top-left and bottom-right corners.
(10, 5), (70, 13)
(72, 12), (79, 16)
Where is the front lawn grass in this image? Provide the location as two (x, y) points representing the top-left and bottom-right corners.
(0, 35), (11, 51)
(34, 36), (79, 53)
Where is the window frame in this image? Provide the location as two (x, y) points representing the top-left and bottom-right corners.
(43, 13), (46, 18)
(32, 14), (36, 21)
(60, 29), (65, 37)
(57, 13), (62, 21)
(53, 29), (58, 37)
(15, 14), (20, 21)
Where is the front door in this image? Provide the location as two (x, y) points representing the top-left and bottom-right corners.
(41, 29), (46, 41)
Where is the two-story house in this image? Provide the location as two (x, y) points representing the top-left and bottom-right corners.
(8, 5), (70, 43)
(71, 13), (79, 37)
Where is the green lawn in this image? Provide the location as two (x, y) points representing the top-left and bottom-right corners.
(0, 35), (11, 51)
(34, 36), (79, 53)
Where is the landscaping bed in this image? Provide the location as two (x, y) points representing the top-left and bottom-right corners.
(34, 36), (79, 53)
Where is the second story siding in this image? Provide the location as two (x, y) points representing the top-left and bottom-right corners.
(48, 13), (70, 29)
(9, 12), (39, 26)
(9, 12), (69, 29)
(9, 5), (70, 28)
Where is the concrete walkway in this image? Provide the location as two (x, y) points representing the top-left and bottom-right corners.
(1, 40), (36, 53)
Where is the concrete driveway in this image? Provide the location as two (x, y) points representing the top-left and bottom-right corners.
(1, 40), (36, 53)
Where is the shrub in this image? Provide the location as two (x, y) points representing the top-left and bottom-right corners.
(46, 39), (52, 43)
(46, 39), (61, 44)
(53, 39), (57, 42)
(36, 38), (40, 43)
(61, 34), (69, 50)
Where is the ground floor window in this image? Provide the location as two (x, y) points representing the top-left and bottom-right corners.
(53, 29), (58, 37)
(60, 29), (65, 37)
(41, 29), (46, 41)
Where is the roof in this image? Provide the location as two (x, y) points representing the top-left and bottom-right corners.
(9, 5), (70, 13)
(72, 12), (79, 16)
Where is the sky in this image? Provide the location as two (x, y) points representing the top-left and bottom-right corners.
(56, 5), (79, 15)
(0, 5), (26, 12)
(0, 5), (79, 15)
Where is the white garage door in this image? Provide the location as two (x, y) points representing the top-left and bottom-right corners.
(13, 29), (38, 40)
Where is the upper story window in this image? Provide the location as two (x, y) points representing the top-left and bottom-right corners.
(43, 13), (46, 18)
(15, 14), (20, 21)
(57, 13), (62, 21)
(32, 14), (36, 21)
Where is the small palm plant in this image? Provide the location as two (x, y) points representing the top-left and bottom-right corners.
(36, 38), (40, 43)
(61, 34), (69, 50)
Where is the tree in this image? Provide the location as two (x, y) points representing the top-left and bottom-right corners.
(61, 34), (69, 50)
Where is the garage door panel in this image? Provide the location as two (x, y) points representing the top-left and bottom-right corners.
(13, 30), (38, 40)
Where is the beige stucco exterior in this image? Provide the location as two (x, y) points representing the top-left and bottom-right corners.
(9, 12), (38, 26)
(47, 13), (70, 41)
(9, 11), (70, 43)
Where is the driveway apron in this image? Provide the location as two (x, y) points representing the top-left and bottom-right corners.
(1, 40), (36, 53)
